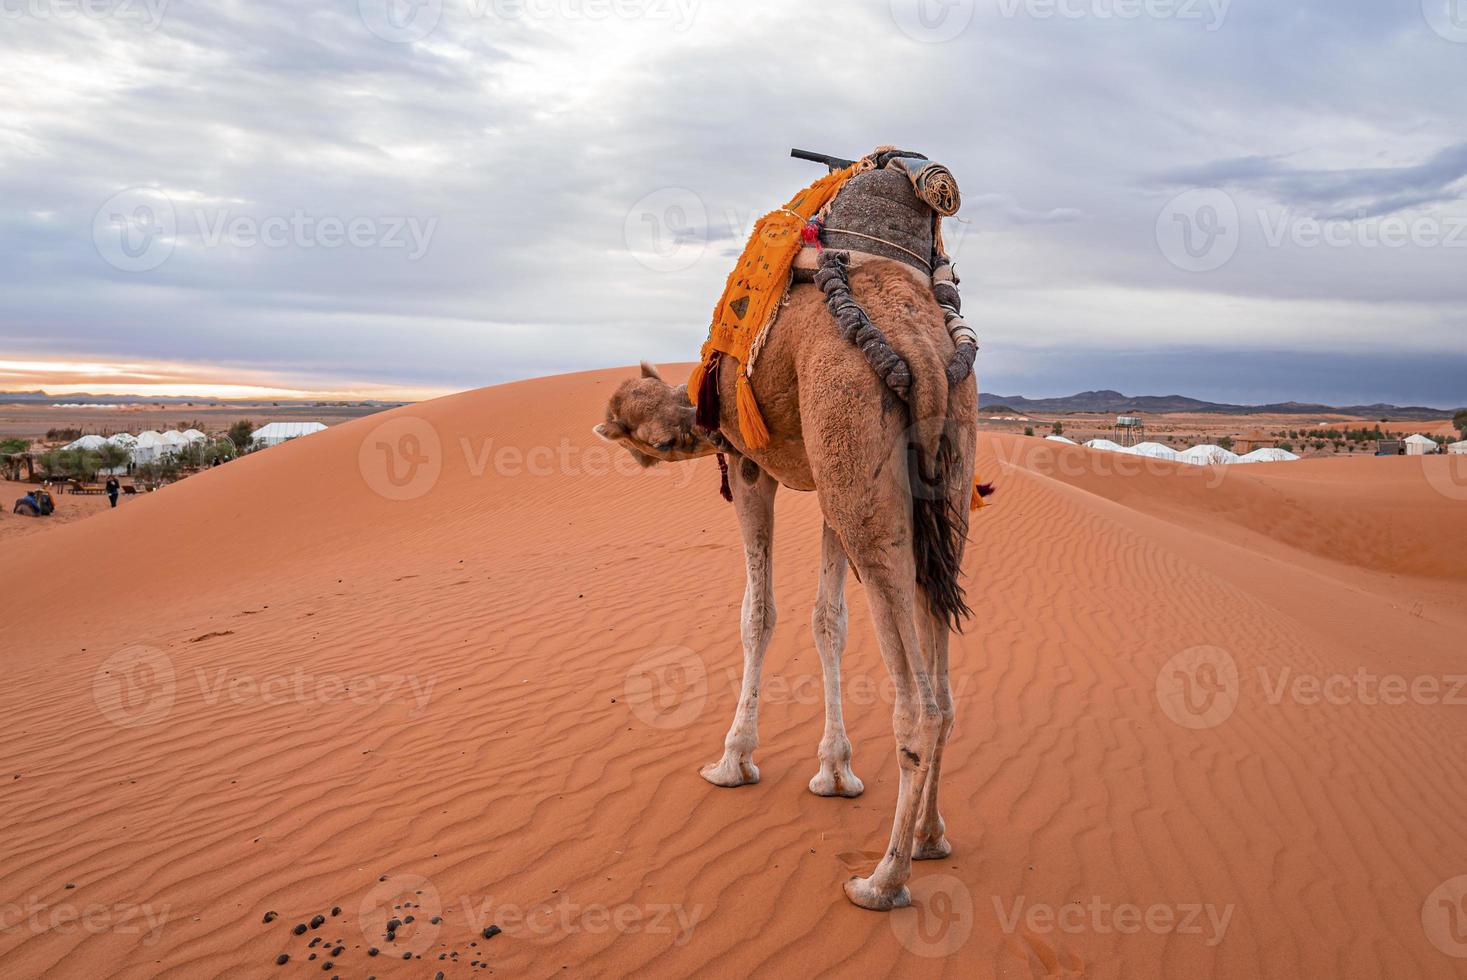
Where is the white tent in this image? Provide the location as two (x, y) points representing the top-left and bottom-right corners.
(106, 432), (138, 449)
(1125, 441), (1183, 461)
(1083, 438), (1125, 452)
(1403, 434), (1439, 456)
(1045, 435), (1077, 445)
(1178, 444), (1241, 466)
(132, 430), (166, 464)
(63, 434), (110, 451)
(250, 421), (326, 448)
(1237, 447), (1301, 463)
(180, 428), (207, 445)
(1448, 441), (1467, 456)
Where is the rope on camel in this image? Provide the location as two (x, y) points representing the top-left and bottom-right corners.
(813, 250), (912, 401)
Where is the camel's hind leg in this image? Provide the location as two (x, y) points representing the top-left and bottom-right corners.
(808, 521), (863, 798)
(913, 606), (955, 859)
(839, 553), (943, 911)
(700, 461), (778, 788)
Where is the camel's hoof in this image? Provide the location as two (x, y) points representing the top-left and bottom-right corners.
(913, 836), (952, 860)
(808, 767), (864, 798)
(699, 758), (759, 787)
(844, 875), (911, 911)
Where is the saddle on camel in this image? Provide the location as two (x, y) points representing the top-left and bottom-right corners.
(596, 145), (991, 911)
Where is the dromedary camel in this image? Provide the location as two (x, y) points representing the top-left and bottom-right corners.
(594, 258), (977, 911)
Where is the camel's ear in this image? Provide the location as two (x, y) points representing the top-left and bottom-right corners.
(639, 360), (663, 381)
(593, 421), (627, 442)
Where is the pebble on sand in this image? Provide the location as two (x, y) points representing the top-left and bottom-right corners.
(275, 954), (289, 966)
(483, 925), (502, 939)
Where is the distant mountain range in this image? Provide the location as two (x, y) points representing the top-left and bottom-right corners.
(0, 391), (398, 407)
(979, 390), (1455, 420)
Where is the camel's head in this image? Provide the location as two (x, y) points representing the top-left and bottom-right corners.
(594, 361), (719, 466)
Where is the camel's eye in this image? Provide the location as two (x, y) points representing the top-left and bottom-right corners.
(653, 439), (675, 453)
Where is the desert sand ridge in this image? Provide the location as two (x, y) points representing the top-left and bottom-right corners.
(0, 366), (1464, 978)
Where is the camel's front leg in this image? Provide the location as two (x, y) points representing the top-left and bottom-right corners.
(700, 463), (778, 788)
(808, 521), (863, 798)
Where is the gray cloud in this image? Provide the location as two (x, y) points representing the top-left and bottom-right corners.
(0, 0), (1464, 405)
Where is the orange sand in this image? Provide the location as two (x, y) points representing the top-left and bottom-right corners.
(1, 367), (1464, 978)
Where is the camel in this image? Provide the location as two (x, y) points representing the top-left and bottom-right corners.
(594, 250), (978, 911)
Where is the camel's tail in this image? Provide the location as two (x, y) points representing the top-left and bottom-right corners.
(909, 427), (972, 633)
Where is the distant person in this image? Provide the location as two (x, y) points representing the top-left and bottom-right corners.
(106, 476), (120, 508)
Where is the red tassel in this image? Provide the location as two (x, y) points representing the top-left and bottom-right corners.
(716, 453), (733, 502)
(801, 218), (824, 249)
(696, 352), (722, 433)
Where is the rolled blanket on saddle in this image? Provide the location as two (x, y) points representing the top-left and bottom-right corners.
(884, 155), (962, 217)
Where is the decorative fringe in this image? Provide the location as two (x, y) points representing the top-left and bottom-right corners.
(970, 479), (995, 511)
(692, 352), (722, 433)
(734, 372), (770, 449)
(716, 452), (733, 502)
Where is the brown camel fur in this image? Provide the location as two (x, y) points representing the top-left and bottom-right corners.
(595, 258), (978, 911)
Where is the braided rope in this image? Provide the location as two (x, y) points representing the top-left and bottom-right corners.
(814, 250), (912, 401)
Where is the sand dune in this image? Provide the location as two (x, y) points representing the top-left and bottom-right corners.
(1, 366), (1465, 979)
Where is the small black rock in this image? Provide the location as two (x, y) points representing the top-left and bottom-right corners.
(320, 962), (332, 971)
(293, 924), (308, 936)
(331, 906), (341, 917)
(483, 925), (502, 939)
(367, 947), (379, 957)
(275, 954), (289, 966)
(263, 911), (277, 923)
(332, 946), (343, 957)
(430, 915), (442, 925)
(402, 951), (413, 960)
(386, 918), (401, 931)
(309, 914), (326, 929)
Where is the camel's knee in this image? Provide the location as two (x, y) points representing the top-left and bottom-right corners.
(811, 601), (847, 654)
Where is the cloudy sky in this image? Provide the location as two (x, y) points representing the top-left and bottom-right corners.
(2, 0), (1465, 406)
